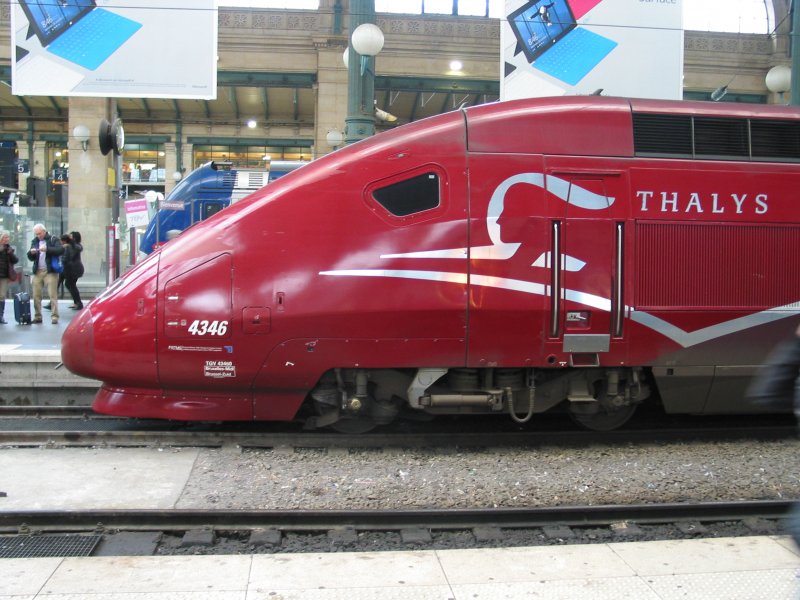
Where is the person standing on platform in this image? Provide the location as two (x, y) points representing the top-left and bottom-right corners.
(0, 230), (18, 324)
(747, 324), (800, 549)
(60, 232), (84, 310)
(26, 223), (63, 324)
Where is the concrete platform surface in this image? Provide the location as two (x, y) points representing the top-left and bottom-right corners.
(0, 449), (799, 599)
(0, 300), (79, 356)
(0, 448), (198, 510)
(0, 536), (798, 599)
(0, 300), (101, 404)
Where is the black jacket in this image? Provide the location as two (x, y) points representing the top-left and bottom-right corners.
(27, 232), (64, 275)
(0, 243), (18, 279)
(62, 241), (84, 279)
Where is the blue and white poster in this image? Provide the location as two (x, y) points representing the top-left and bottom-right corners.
(11, 0), (217, 99)
(502, 0), (683, 100)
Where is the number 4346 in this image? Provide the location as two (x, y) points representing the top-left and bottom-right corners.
(187, 320), (229, 336)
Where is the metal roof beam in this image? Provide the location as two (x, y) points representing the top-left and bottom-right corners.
(228, 87), (239, 121)
(17, 96), (32, 116)
(376, 75), (499, 96)
(0, 67), (32, 116)
(187, 136), (313, 147)
(218, 71), (316, 88)
(47, 97), (61, 115)
(409, 91), (422, 122)
(439, 92), (452, 114)
(260, 87), (270, 121)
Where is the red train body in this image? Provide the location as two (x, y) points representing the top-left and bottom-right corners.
(62, 97), (800, 431)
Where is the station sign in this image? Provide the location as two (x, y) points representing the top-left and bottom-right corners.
(124, 198), (150, 229)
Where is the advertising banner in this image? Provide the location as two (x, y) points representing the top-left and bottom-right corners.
(11, 0), (217, 99)
(502, 0), (683, 100)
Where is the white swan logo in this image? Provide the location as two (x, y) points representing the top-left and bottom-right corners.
(321, 173), (797, 348)
(379, 173), (605, 265)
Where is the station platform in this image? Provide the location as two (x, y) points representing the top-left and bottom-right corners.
(0, 299), (99, 405)
(0, 298), (78, 351)
(1, 448), (799, 599)
(1, 302), (800, 599)
(0, 535), (796, 599)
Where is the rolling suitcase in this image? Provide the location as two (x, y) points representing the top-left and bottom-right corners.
(14, 292), (31, 325)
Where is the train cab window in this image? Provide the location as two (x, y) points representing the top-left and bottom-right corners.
(372, 172), (440, 217)
(202, 202), (225, 220)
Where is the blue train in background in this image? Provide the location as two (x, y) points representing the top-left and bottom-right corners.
(138, 160), (307, 255)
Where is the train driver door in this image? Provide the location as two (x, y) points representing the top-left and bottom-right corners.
(158, 253), (237, 390)
(544, 172), (628, 367)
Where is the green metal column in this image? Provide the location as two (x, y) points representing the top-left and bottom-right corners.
(792, 1), (800, 105)
(345, 0), (376, 143)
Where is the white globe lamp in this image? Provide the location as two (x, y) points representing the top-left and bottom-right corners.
(351, 23), (384, 57)
(766, 65), (791, 101)
(326, 129), (344, 148)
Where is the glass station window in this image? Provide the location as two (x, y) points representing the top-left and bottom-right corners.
(122, 144), (165, 183)
(46, 142), (68, 204)
(0, 142), (20, 195)
(193, 144), (311, 169)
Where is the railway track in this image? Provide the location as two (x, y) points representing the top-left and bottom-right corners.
(0, 405), (797, 448)
(1, 499), (792, 533)
(0, 500), (792, 558)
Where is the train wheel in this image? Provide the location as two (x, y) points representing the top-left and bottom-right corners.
(330, 416), (378, 434)
(310, 402), (380, 433)
(569, 403), (637, 431)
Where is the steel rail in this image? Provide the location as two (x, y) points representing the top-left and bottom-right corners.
(0, 424), (796, 449)
(0, 500), (793, 534)
(0, 406), (100, 418)
(1, 405), (796, 427)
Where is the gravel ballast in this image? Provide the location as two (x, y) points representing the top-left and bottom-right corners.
(174, 438), (800, 510)
(152, 437), (800, 554)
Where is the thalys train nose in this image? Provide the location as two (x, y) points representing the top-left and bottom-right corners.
(61, 307), (95, 379)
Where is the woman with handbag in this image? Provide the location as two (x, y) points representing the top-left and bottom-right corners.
(0, 229), (19, 324)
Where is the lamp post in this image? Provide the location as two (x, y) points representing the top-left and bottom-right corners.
(792, 5), (800, 106)
(345, 1), (383, 144)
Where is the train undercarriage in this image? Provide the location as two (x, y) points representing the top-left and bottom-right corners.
(307, 366), (652, 433)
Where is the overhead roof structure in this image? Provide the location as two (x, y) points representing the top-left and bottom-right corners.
(0, 4), (788, 151)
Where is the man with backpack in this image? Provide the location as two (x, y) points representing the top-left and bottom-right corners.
(26, 223), (64, 324)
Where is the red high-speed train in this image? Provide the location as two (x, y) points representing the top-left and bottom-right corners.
(62, 96), (800, 432)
